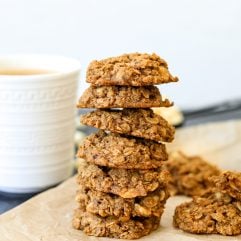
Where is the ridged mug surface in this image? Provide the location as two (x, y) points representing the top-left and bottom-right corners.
(0, 55), (80, 193)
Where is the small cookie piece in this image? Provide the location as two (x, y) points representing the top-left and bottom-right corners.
(77, 85), (173, 109)
(76, 185), (169, 221)
(86, 53), (178, 86)
(73, 208), (160, 239)
(212, 171), (241, 201)
(166, 151), (221, 196)
(80, 108), (175, 142)
(77, 160), (169, 198)
(77, 131), (168, 169)
(173, 192), (241, 235)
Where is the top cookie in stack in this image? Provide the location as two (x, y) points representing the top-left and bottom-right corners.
(73, 53), (178, 239)
(86, 53), (178, 86)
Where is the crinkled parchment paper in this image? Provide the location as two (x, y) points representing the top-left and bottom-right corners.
(0, 120), (241, 241)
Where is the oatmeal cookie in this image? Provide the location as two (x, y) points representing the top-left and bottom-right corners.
(77, 131), (168, 169)
(166, 151), (221, 196)
(86, 53), (178, 86)
(73, 207), (160, 239)
(77, 160), (170, 198)
(173, 192), (241, 235)
(77, 85), (172, 108)
(76, 185), (169, 221)
(211, 171), (241, 201)
(80, 108), (175, 142)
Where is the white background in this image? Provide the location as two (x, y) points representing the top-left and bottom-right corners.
(0, 0), (241, 109)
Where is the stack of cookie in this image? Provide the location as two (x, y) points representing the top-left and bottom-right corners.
(73, 53), (178, 239)
(174, 171), (241, 236)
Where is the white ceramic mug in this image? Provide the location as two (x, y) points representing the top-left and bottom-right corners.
(0, 55), (80, 193)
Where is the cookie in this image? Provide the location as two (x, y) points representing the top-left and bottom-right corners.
(77, 160), (169, 198)
(77, 131), (168, 169)
(80, 108), (175, 142)
(173, 192), (241, 235)
(73, 207), (160, 239)
(77, 85), (173, 109)
(86, 53), (178, 86)
(76, 185), (169, 221)
(166, 151), (221, 196)
(211, 171), (241, 201)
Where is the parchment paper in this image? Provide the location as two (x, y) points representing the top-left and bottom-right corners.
(1, 120), (241, 241)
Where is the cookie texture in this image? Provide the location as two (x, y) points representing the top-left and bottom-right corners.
(77, 85), (173, 109)
(77, 160), (169, 198)
(86, 53), (178, 86)
(77, 131), (168, 169)
(166, 151), (221, 196)
(211, 171), (241, 201)
(76, 185), (169, 221)
(80, 108), (175, 142)
(173, 192), (241, 235)
(73, 207), (160, 239)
